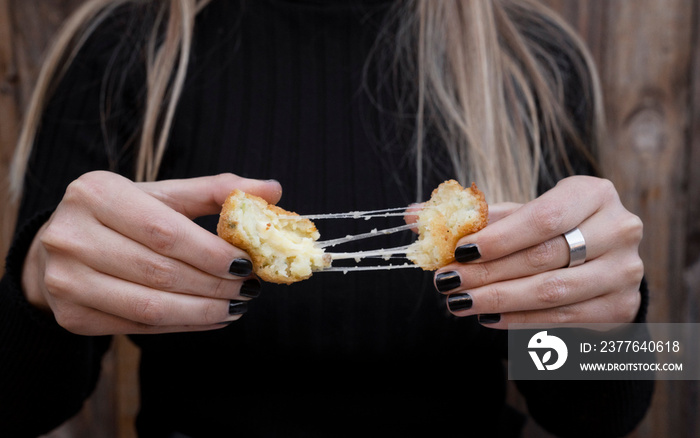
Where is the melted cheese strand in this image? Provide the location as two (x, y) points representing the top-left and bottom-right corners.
(277, 205), (433, 221)
(327, 245), (412, 261)
(299, 206), (411, 220)
(317, 223), (415, 248)
(316, 263), (420, 273)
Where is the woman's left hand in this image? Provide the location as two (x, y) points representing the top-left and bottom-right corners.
(434, 176), (644, 328)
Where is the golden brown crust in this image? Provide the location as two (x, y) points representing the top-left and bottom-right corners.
(217, 190), (329, 284)
(407, 180), (489, 270)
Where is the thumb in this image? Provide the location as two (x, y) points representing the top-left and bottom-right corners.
(487, 202), (522, 224)
(138, 173), (283, 219)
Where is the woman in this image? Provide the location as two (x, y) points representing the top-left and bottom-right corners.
(1, 0), (652, 436)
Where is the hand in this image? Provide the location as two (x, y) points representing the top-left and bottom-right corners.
(433, 176), (644, 328)
(22, 171), (282, 335)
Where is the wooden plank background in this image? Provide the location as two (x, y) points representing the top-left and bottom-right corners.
(1, 1), (698, 437)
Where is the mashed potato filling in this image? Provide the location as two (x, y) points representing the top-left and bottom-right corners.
(217, 190), (330, 284)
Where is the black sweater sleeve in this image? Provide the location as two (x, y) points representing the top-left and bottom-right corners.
(0, 213), (112, 437)
(0, 12), (141, 436)
(514, 283), (654, 438)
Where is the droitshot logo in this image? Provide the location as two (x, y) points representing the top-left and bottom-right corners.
(528, 331), (568, 371)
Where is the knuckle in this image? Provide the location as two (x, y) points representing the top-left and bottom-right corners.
(40, 220), (74, 252)
(53, 308), (80, 332)
(536, 275), (568, 305)
(524, 240), (557, 270)
(63, 179), (87, 203)
(465, 263), (491, 288)
(605, 290), (640, 324)
(131, 295), (167, 326)
(144, 258), (180, 290)
(483, 285), (505, 311)
(212, 173), (237, 189)
(51, 301), (91, 334)
(551, 304), (576, 324)
(55, 309), (92, 335)
(621, 214), (644, 244)
(481, 227), (508, 255)
(596, 178), (618, 201)
(211, 277), (235, 299)
(144, 220), (180, 253)
(619, 290), (642, 322)
(199, 245), (227, 271)
(530, 202), (566, 236)
(625, 257), (645, 284)
(201, 300), (222, 325)
(43, 264), (71, 299)
(65, 172), (107, 204)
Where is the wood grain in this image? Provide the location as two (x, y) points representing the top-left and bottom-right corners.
(596, 2), (693, 437)
(540, 1), (699, 437)
(0, 0), (19, 278)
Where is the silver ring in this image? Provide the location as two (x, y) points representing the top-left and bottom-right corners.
(563, 227), (586, 268)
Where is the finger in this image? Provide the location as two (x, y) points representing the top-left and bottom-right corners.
(445, 258), (621, 317)
(47, 263), (248, 327)
(437, 212), (617, 292)
(69, 221), (260, 300)
(455, 176), (614, 262)
(51, 301), (233, 336)
(43, 250), (249, 327)
(471, 286), (642, 330)
(66, 172), (249, 279)
(436, 236), (569, 293)
(138, 173), (283, 219)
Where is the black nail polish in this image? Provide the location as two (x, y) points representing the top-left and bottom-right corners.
(435, 271), (462, 293)
(478, 313), (501, 324)
(229, 300), (249, 315)
(229, 259), (253, 277)
(455, 244), (481, 263)
(240, 279), (261, 298)
(447, 293), (473, 312)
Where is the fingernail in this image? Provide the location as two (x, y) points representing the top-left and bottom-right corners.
(435, 271), (461, 293)
(455, 244), (481, 263)
(239, 279), (261, 298)
(478, 313), (500, 324)
(229, 259), (253, 277)
(447, 293), (473, 312)
(229, 300), (249, 315)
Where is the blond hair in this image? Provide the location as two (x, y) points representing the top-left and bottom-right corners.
(10, 0), (602, 204)
(383, 0), (602, 200)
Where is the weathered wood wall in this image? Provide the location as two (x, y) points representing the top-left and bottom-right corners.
(1, 1), (698, 437)
(543, 2), (700, 438)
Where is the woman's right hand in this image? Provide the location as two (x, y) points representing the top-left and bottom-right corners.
(21, 171), (282, 335)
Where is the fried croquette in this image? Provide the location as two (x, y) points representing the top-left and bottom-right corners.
(406, 180), (489, 270)
(217, 180), (488, 283)
(217, 190), (331, 284)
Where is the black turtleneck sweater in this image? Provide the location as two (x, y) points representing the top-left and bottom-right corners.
(0, 1), (652, 437)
